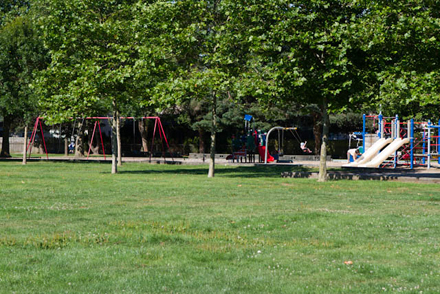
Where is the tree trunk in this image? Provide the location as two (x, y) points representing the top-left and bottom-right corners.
(64, 137), (68, 156)
(138, 119), (149, 152)
(318, 99), (329, 182)
(198, 129), (205, 153)
(91, 127), (100, 154)
(38, 141), (44, 154)
(22, 125), (28, 165)
(0, 115), (11, 157)
(117, 114), (122, 166)
(74, 119), (86, 158)
(111, 102), (119, 174)
(208, 92), (217, 178)
(312, 111), (322, 155)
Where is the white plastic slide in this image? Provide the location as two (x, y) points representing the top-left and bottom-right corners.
(359, 138), (410, 168)
(343, 138), (393, 167)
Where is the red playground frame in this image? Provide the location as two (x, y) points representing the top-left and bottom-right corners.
(26, 116), (171, 161)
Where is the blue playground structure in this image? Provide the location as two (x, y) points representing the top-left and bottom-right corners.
(345, 113), (440, 169)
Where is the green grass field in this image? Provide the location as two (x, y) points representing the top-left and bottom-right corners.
(1, 161), (439, 293)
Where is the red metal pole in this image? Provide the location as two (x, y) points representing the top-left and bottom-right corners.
(85, 116), (159, 120)
(150, 118), (158, 162)
(157, 119), (166, 160)
(158, 118), (170, 149)
(70, 116), (160, 120)
(27, 118), (39, 153)
(39, 119), (49, 159)
(158, 118), (173, 162)
(28, 117), (40, 158)
(87, 121), (98, 159)
(98, 121), (106, 160)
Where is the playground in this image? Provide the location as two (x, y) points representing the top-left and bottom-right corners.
(14, 112), (440, 173)
(8, 112), (440, 184)
(344, 114), (440, 170)
(1, 161), (439, 292)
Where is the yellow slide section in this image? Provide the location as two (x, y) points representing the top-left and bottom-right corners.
(343, 138), (393, 167)
(360, 138), (410, 168)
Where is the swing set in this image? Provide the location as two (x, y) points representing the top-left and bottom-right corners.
(263, 126), (308, 164)
(26, 116), (171, 161)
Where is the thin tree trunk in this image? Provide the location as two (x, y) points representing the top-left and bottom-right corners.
(312, 111), (322, 155)
(117, 113), (122, 166)
(111, 103), (118, 174)
(0, 115), (11, 157)
(22, 125), (28, 165)
(64, 137), (68, 156)
(198, 129), (205, 153)
(318, 99), (329, 182)
(74, 119), (86, 158)
(138, 119), (149, 152)
(38, 141), (43, 154)
(91, 126), (100, 154)
(208, 92), (217, 178)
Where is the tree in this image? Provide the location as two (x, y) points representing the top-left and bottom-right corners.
(0, 1), (47, 157)
(142, 0), (253, 177)
(177, 98), (212, 154)
(177, 97), (246, 154)
(36, 0), (146, 173)
(359, 1), (440, 120)
(229, 1), (372, 181)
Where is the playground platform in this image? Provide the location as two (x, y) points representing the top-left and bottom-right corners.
(281, 167), (440, 183)
(188, 153), (331, 162)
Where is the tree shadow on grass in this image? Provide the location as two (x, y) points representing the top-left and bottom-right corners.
(2, 158), (315, 179)
(119, 165), (314, 179)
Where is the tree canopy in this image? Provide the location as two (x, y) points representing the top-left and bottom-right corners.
(3, 0), (436, 178)
(36, 0), (176, 172)
(0, 0), (47, 156)
(359, 1), (440, 120)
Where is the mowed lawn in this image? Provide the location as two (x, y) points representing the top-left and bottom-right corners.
(0, 161), (439, 293)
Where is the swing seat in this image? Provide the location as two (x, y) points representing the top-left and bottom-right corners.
(301, 148), (312, 154)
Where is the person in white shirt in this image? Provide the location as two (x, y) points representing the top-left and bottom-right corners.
(347, 148), (360, 162)
(300, 141), (312, 153)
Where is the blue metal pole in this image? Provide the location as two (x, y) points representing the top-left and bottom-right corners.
(438, 119), (440, 164)
(378, 113), (383, 139)
(362, 114), (366, 154)
(422, 124), (426, 165)
(410, 119), (414, 169)
(428, 120), (432, 168)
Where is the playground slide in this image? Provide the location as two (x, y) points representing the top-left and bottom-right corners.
(359, 138), (410, 168)
(258, 145), (275, 162)
(344, 138), (393, 167)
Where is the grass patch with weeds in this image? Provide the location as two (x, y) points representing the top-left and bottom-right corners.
(0, 161), (439, 293)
